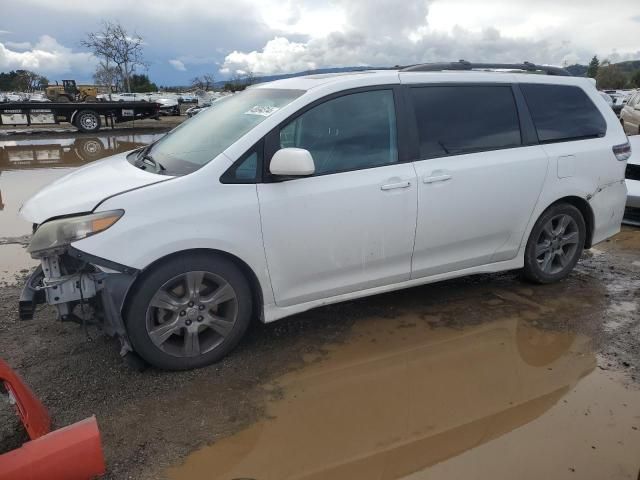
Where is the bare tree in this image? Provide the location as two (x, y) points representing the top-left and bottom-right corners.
(93, 62), (121, 90)
(191, 73), (215, 90)
(82, 21), (147, 92)
(243, 71), (255, 86)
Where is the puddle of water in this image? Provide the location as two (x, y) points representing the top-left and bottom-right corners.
(419, 370), (640, 480)
(0, 244), (38, 284)
(597, 228), (640, 252)
(166, 314), (611, 480)
(0, 132), (164, 237)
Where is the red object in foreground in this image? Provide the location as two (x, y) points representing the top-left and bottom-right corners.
(0, 359), (106, 480)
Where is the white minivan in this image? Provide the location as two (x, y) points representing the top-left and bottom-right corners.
(19, 62), (630, 370)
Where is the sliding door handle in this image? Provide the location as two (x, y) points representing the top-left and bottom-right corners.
(423, 174), (452, 184)
(381, 181), (411, 191)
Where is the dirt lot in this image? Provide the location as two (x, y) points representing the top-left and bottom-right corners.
(0, 130), (639, 479)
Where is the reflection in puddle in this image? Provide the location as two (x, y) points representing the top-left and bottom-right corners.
(0, 132), (165, 237)
(0, 244), (38, 284)
(167, 316), (603, 480)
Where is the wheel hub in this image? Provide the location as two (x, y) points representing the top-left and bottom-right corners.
(534, 213), (580, 275)
(145, 270), (239, 358)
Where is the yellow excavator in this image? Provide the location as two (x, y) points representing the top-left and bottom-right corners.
(45, 80), (98, 102)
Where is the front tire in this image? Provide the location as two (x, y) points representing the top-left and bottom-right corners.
(523, 203), (586, 284)
(125, 253), (253, 370)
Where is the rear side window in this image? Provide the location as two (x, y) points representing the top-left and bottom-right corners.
(520, 84), (606, 143)
(410, 85), (521, 159)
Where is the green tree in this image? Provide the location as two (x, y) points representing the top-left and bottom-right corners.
(596, 63), (627, 89)
(129, 73), (158, 92)
(631, 70), (640, 88)
(587, 55), (599, 78)
(0, 70), (49, 91)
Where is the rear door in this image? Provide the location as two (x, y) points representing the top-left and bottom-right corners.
(257, 88), (418, 307)
(406, 83), (549, 278)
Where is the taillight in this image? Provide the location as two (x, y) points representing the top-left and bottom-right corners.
(613, 141), (631, 161)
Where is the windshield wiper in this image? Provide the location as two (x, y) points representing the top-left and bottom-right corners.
(136, 153), (166, 174)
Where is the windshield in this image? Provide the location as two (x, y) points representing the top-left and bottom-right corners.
(138, 88), (304, 175)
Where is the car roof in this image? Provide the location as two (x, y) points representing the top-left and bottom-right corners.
(252, 69), (594, 92)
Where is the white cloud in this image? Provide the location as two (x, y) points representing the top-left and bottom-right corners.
(222, 25), (586, 76)
(1, 0), (638, 82)
(222, 0), (640, 75)
(169, 59), (186, 71)
(0, 35), (96, 75)
(5, 41), (32, 50)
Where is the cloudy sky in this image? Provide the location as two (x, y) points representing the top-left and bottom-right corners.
(1, 0), (639, 85)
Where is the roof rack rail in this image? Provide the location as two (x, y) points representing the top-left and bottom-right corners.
(400, 60), (570, 76)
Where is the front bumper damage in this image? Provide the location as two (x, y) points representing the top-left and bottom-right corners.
(0, 358), (105, 479)
(19, 246), (139, 356)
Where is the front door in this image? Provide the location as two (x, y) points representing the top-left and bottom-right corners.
(258, 89), (418, 307)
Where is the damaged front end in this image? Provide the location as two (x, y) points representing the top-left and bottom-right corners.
(19, 210), (139, 356)
(0, 358), (105, 479)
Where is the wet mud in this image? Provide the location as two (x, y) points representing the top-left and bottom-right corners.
(0, 132), (639, 479)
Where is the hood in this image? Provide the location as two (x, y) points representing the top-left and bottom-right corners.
(20, 151), (172, 224)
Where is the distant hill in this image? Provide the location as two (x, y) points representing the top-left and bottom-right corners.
(613, 60), (640, 74)
(565, 64), (588, 76)
(566, 60), (640, 77)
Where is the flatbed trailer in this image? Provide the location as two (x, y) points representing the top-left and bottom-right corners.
(0, 101), (161, 133)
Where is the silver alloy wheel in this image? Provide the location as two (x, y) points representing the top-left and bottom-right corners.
(79, 113), (98, 131)
(535, 214), (579, 275)
(145, 271), (238, 358)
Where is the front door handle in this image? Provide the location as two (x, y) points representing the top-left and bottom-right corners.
(381, 181), (411, 191)
(423, 173), (452, 184)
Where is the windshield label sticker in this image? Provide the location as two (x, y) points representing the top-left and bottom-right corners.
(244, 105), (279, 117)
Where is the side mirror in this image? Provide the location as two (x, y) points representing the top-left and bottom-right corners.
(269, 148), (315, 177)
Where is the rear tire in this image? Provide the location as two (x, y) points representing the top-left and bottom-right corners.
(125, 253), (253, 370)
(523, 203), (586, 284)
(75, 109), (101, 133)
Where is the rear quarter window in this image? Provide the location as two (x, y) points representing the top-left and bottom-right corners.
(520, 84), (606, 143)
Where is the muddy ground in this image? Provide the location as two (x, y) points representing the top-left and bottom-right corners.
(0, 129), (639, 479)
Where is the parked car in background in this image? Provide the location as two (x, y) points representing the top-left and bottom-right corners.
(621, 90), (640, 135)
(4, 92), (25, 102)
(599, 92), (614, 109)
(27, 93), (50, 102)
(156, 97), (181, 116)
(179, 93), (198, 103)
(604, 89), (632, 116)
(625, 135), (640, 225)
(186, 102), (211, 117)
(97, 92), (150, 102)
(19, 63), (630, 370)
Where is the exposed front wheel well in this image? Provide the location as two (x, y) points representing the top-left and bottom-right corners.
(123, 248), (264, 323)
(547, 196), (595, 248)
